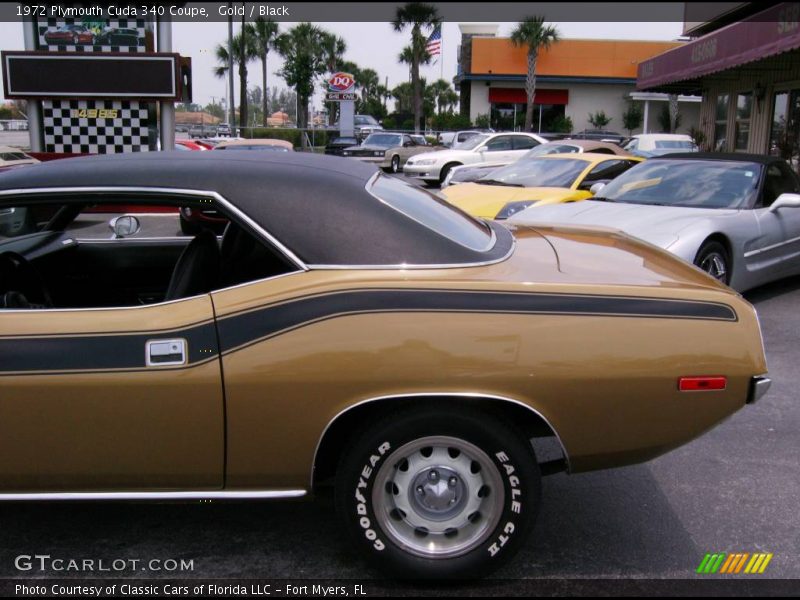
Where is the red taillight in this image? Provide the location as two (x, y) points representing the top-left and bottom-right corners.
(678, 376), (727, 392)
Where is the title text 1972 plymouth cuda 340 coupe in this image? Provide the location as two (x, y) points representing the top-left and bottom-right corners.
(0, 152), (770, 578)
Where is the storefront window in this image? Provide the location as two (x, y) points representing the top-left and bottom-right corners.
(714, 93), (729, 152)
(734, 92), (753, 151)
(770, 90), (800, 171)
(490, 102), (566, 133)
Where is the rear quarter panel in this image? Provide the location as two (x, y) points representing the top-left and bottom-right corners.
(210, 257), (765, 489)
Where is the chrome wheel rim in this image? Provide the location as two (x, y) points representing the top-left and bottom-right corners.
(700, 252), (727, 282)
(391, 156), (400, 172)
(372, 436), (504, 559)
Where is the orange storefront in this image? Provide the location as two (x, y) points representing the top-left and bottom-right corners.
(456, 31), (689, 134)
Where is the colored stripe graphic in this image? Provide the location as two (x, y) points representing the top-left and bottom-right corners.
(699, 552), (773, 574)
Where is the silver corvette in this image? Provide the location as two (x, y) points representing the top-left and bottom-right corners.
(510, 153), (800, 292)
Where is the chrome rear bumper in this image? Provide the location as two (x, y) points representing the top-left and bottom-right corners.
(747, 376), (771, 404)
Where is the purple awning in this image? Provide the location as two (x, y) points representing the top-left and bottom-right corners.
(637, 2), (800, 91)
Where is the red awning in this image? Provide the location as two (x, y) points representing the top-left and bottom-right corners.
(637, 2), (800, 92)
(488, 88), (568, 105)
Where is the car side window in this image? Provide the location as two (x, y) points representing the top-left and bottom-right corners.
(761, 163), (800, 207)
(0, 198), (298, 311)
(403, 135), (414, 146)
(485, 136), (513, 152)
(512, 136), (540, 150)
(582, 160), (628, 183)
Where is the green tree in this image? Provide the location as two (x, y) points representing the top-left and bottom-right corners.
(275, 23), (344, 136)
(588, 110), (612, 129)
(393, 2), (441, 133)
(429, 79), (458, 115)
(658, 104), (681, 133)
(213, 29), (256, 129)
(245, 17), (280, 127)
(622, 103), (643, 136)
(510, 16), (560, 132)
(204, 102), (225, 120)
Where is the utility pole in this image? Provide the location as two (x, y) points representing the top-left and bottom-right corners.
(227, 3), (235, 127)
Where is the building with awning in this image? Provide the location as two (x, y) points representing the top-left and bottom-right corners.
(637, 2), (800, 159)
(455, 24), (699, 135)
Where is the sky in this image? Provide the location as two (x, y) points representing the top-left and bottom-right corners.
(0, 21), (684, 110)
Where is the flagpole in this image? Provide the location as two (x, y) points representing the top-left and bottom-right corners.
(440, 25), (444, 81)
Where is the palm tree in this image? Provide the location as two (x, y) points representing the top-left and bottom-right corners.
(393, 2), (441, 133)
(214, 27), (257, 131)
(245, 17), (279, 126)
(275, 23), (343, 136)
(428, 79), (458, 115)
(510, 16), (560, 132)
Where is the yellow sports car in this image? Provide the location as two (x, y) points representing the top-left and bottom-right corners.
(441, 153), (643, 220)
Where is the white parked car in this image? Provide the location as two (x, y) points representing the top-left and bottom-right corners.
(403, 132), (547, 185)
(623, 134), (697, 157)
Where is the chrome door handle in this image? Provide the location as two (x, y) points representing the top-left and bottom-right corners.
(146, 339), (187, 366)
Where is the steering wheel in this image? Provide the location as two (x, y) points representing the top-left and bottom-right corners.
(0, 252), (53, 309)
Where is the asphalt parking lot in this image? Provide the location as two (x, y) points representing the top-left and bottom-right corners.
(0, 274), (797, 590)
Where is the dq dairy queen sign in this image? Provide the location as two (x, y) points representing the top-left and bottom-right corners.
(326, 72), (356, 101)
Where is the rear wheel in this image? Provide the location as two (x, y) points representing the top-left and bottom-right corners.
(694, 240), (730, 285)
(335, 406), (540, 579)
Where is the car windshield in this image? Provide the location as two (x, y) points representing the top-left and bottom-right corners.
(523, 144), (580, 158)
(654, 140), (695, 149)
(456, 134), (489, 151)
(355, 116), (378, 125)
(478, 158), (588, 188)
(596, 159), (762, 209)
(362, 134), (402, 147)
(370, 174), (493, 252)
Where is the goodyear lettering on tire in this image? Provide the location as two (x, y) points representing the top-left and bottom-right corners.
(354, 441), (391, 551)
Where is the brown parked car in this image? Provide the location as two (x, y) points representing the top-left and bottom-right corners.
(0, 152), (770, 578)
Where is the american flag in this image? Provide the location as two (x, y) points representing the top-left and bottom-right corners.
(426, 25), (442, 57)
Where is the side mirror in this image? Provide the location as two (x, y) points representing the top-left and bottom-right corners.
(109, 215), (141, 239)
(589, 182), (607, 195)
(583, 180), (609, 194)
(770, 193), (800, 212)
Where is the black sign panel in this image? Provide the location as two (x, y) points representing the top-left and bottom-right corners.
(2, 52), (180, 99)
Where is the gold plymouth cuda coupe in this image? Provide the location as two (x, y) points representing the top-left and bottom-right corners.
(0, 152), (769, 578)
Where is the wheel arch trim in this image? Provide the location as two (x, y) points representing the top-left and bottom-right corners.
(310, 391), (571, 488)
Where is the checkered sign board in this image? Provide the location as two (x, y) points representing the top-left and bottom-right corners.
(42, 100), (155, 154)
(36, 17), (157, 153)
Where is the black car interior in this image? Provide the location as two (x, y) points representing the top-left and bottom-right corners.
(0, 200), (298, 310)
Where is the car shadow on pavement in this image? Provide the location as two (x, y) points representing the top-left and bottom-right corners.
(0, 465), (697, 581)
(744, 274), (800, 304)
(498, 465), (700, 579)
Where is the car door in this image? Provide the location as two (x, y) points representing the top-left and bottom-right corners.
(0, 200), (224, 492)
(750, 162), (800, 277)
(479, 135), (518, 163)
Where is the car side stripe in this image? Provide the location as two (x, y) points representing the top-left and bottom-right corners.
(0, 289), (736, 374)
(215, 289), (737, 355)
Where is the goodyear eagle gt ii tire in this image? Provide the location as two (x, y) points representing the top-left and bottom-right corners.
(335, 406), (540, 578)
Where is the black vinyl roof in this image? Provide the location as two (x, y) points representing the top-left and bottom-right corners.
(0, 151), (511, 266)
(657, 152), (785, 165)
